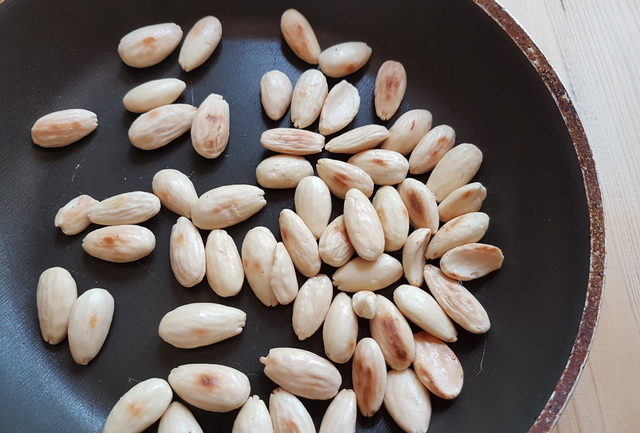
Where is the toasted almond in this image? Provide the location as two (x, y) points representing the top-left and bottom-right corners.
(402, 228), (431, 287)
(351, 291), (377, 319)
(270, 242), (299, 305)
(323, 293), (358, 364)
(397, 178), (439, 233)
(425, 212), (489, 259)
(344, 188), (385, 261)
(348, 149), (409, 185)
(319, 215), (355, 267)
(118, 23), (183, 68)
(325, 124), (389, 154)
(158, 401), (203, 433)
(438, 182), (487, 222)
(103, 378), (172, 433)
(82, 225), (155, 263)
(295, 176), (331, 238)
(260, 128), (325, 155)
(129, 104), (196, 150)
(67, 288), (114, 365)
(88, 191), (160, 225)
(372, 186), (409, 251)
(370, 295), (415, 370)
(291, 69), (328, 128)
(152, 168), (198, 218)
(191, 185), (266, 230)
(261, 347), (342, 400)
(393, 285), (457, 343)
(261, 70), (293, 121)
(191, 93), (230, 159)
(122, 78), (186, 113)
(440, 243), (504, 280)
(427, 143), (483, 202)
(242, 227), (278, 307)
(205, 229), (244, 297)
(54, 194), (98, 235)
(292, 275), (333, 340)
(170, 217), (206, 287)
(319, 80), (360, 135)
(158, 303), (245, 349)
(179, 16), (222, 72)
(31, 109), (97, 148)
(409, 124), (456, 174)
(333, 254), (403, 292)
(269, 388), (315, 433)
(352, 338), (387, 417)
(232, 395), (273, 433)
(280, 9), (321, 64)
(413, 332), (463, 400)
(382, 109), (433, 155)
(36, 267), (77, 345)
(279, 209), (321, 278)
(318, 42), (372, 78)
(374, 60), (407, 121)
(384, 369), (431, 433)
(168, 364), (250, 412)
(256, 155), (313, 189)
(423, 264), (490, 333)
(316, 158), (373, 199)
(319, 389), (357, 433)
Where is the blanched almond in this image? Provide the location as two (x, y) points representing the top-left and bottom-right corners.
(348, 149), (408, 186)
(292, 275), (333, 340)
(179, 16), (222, 72)
(319, 389), (357, 433)
(402, 228), (431, 287)
(370, 295), (415, 370)
(158, 401), (203, 433)
(54, 194), (98, 235)
(397, 178), (439, 233)
(82, 225), (155, 263)
(409, 124), (456, 174)
(31, 109), (97, 148)
(191, 93), (230, 159)
(319, 80), (360, 135)
(372, 186), (409, 251)
(316, 158), (373, 199)
(232, 395), (273, 433)
(36, 267), (77, 345)
(333, 254), (403, 292)
(325, 124), (389, 154)
(318, 42), (372, 78)
(384, 369), (431, 433)
(129, 104), (196, 150)
(242, 227), (278, 307)
(260, 128), (325, 155)
(191, 185), (266, 230)
(374, 60), (407, 121)
(413, 332), (463, 400)
(261, 70), (293, 121)
(205, 229), (244, 297)
(351, 291), (377, 319)
(440, 243), (504, 280)
(438, 182), (487, 222)
(88, 191), (160, 225)
(291, 69), (328, 128)
(270, 242), (299, 305)
(295, 176), (331, 238)
(151, 168), (198, 218)
(118, 23), (183, 68)
(170, 217), (206, 287)
(382, 109), (433, 155)
(279, 209), (321, 278)
(122, 78), (186, 113)
(353, 338), (387, 418)
(319, 215), (354, 267)
(256, 155), (313, 189)
(393, 285), (457, 343)
(280, 9), (321, 64)
(344, 188), (385, 261)
(269, 388), (315, 433)
(425, 212), (489, 259)
(323, 293), (358, 364)
(67, 288), (114, 365)
(426, 143), (483, 202)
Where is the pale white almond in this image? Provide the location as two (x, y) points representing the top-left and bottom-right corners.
(393, 285), (457, 343)
(261, 70), (293, 121)
(374, 60), (407, 121)
(169, 217), (205, 287)
(129, 104), (196, 150)
(88, 191), (160, 225)
(352, 338), (386, 417)
(402, 228), (431, 287)
(242, 227), (278, 307)
(384, 369), (431, 433)
(269, 388), (315, 433)
(232, 395), (273, 433)
(67, 288), (114, 365)
(343, 188), (385, 261)
(168, 364), (250, 412)
(370, 295), (415, 370)
(413, 331), (463, 400)
(332, 254), (402, 292)
(270, 242), (299, 305)
(319, 215), (355, 267)
(82, 225), (155, 263)
(123, 78), (186, 113)
(409, 124), (456, 174)
(191, 185), (266, 230)
(151, 168), (198, 218)
(103, 378), (172, 433)
(292, 275), (333, 340)
(426, 143), (483, 202)
(179, 16), (222, 72)
(280, 9), (321, 64)
(36, 267), (77, 345)
(191, 93), (230, 159)
(295, 176), (331, 238)
(279, 209), (321, 278)
(260, 128), (325, 155)
(31, 109), (97, 148)
(348, 149), (408, 185)
(54, 194), (98, 235)
(372, 186), (409, 251)
(325, 124), (389, 154)
(351, 291), (377, 319)
(158, 401), (203, 433)
(440, 243), (504, 281)
(425, 212), (489, 259)
(382, 109), (433, 155)
(256, 155), (313, 189)
(319, 389), (357, 433)
(291, 69), (328, 128)
(323, 293), (358, 364)
(318, 42), (372, 78)
(206, 229), (244, 297)
(423, 264), (490, 334)
(438, 182), (487, 222)
(318, 80), (360, 135)
(158, 303), (245, 349)
(397, 178), (439, 233)
(316, 158), (374, 199)
(118, 23), (183, 68)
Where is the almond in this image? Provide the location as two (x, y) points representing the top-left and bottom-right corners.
(374, 60), (407, 120)
(191, 185), (266, 230)
(295, 176), (332, 238)
(425, 212), (489, 259)
(191, 93), (230, 159)
(409, 124), (456, 174)
(260, 128), (325, 155)
(292, 275), (333, 340)
(316, 158), (374, 199)
(370, 295), (415, 370)
(319, 389), (357, 433)
(438, 182), (487, 222)
(323, 293), (358, 364)
(158, 401), (203, 433)
(279, 209), (321, 278)
(129, 104), (196, 150)
(67, 288), (114, 365)
(122, 78), (186, 113)
(36, 267), (77, 345)
(343, 188), (385, 261)
(325, 124), (389, 154)
(397, 178), (439, 233)
(151, 168), (198, 218)
(118, 23), (183, 68)
(270, 242), (299, 305)
(318, 215), (355, 267)
(426, 143), (483, 202)
(256, 155), (313, 189)
(169, 217), (206, 287)
(179, 16), (222, 72)
(384, 369), (431, 433)
(290, 69), (328, 128)
(348, 149), (409, 185)
(402, 228), (431, 287)
(382, 109), (433, 155)
(332, 254), (403, 292)
(280, 9), (321, 64)
(54, 194), (98, 235)
(413, 331), (463, 400)
(351, 291), (377, 319)
(31, 109), (97, 148)
(205, 229), (244, 297)
(440, 243), (504, 280)
(82, 225), (155, 263)
(88, 191), (160, 225)
(319, 80), (360, 135)
(232, 395), (273, 433)
(372, 186), (409, 251)
(269, 388), (315, 433)
(261, 70), (293, 121)
(318, 42), (372, 78)
(352, 338), (387, 417)
(242, 227), (278, 307)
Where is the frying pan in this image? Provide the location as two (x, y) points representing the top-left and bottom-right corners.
(0, 0), (604, 432)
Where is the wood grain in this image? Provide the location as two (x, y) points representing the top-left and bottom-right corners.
(498, 1), (640, 432)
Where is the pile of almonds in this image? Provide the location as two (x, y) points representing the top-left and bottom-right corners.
(32, 8), (504, 433)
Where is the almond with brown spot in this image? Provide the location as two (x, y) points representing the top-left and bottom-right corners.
(316, 158), (374, 199)
(397, 178), (439, 233)
(192, 93), (230, 159)
(31, 109), (98, 148)
(280, 9), (321, 64)
(438, 182), (487, 222)
(413, 331), (463, 400)
(382, 109), (433, 155)
(348, 149), (409, 186)
(374, 60), (407, 121)
(369, 295), (415, 370)
(352, 338), (387, 417)
(409, 124), (456, 174)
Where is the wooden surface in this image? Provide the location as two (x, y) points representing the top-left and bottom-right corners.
(498, 1), (640, 432)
